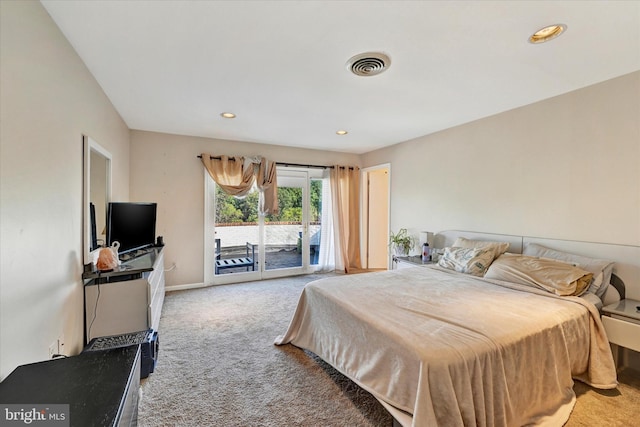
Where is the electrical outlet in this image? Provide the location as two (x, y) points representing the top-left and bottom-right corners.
(58, 333), (65, 356)
(48, 341), (58, 359)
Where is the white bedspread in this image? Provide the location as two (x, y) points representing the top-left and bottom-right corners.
(275, 266), (617, 427)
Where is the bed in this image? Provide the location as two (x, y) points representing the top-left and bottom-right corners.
(275, 231), (640, 427)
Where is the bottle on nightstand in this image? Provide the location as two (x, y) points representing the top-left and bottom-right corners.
(422, 242), (430, 262)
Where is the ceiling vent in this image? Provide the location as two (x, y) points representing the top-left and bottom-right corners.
(346, 52), (391, 77)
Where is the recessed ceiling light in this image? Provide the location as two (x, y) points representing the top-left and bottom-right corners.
(528, 24), (567, 44)
(336, 130), (348, 135)
(220, 112), (236, 119)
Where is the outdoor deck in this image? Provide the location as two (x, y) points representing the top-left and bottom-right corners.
(214, 222), (321, 275)
(217, 246), (315, 274)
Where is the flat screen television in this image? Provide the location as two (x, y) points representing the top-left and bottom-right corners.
(106, 202), (157, 255)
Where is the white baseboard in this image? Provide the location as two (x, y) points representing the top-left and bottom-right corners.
(165, 282), (208, 292)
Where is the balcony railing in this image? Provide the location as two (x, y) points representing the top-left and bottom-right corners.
(214, 222), (321, 273)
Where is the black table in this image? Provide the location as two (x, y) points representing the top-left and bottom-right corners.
(0, 346), (140, 427)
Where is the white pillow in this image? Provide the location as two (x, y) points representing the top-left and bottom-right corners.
(453, 237), (509, 261)
(438, 247), (495, 276)
(522, 243), (614, 298)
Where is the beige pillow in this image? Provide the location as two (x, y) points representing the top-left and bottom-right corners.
(453, 237), (509, 262)
(484, 254), (593, 296)
(438, 247), (495, 276)
(522, 243), (613, 298)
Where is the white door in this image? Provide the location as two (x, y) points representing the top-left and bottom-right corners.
(364, 166), (390, 269)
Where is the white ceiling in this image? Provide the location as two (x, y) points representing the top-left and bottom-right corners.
(41, 1), (640, 154)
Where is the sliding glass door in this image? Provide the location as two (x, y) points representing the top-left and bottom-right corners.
(262, 170), (307, 277)
(204, 167), (325, 285)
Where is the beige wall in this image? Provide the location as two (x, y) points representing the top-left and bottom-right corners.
(2, 0), (638, 382)
(0, 1), (130, 379)
(129, 130), (360, 286)
(363, 71), (640, 251)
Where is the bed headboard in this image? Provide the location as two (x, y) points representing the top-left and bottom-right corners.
(433, 230), (523, 254)
(433, 230), (640, 301)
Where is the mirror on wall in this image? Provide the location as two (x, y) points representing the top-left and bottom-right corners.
(83, 135), (112, 265)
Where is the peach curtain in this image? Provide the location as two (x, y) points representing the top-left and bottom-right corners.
(256, 158), (279, 214)
(201, 154), (278, 214)
(330, 165), (362, 273)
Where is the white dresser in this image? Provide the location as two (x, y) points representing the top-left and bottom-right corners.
(84, 248), (165, 343)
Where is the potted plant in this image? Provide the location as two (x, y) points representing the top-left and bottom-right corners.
(389, 228), (415, 256)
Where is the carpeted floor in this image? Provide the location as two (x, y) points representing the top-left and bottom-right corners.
(138, 274), (639, 426)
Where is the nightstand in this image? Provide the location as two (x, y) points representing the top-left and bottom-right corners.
(601, 299), (640, 353)
(392, 255), (434, 270)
